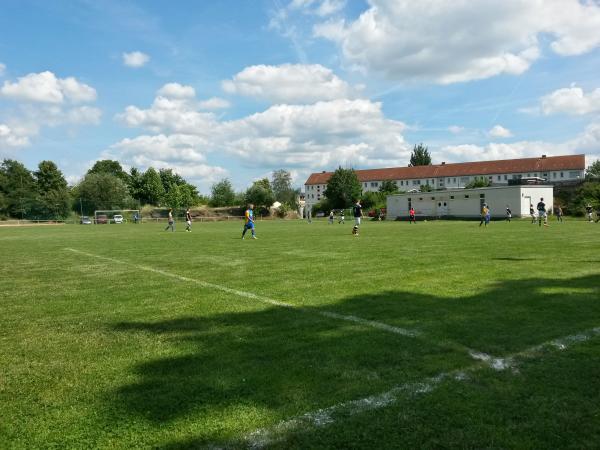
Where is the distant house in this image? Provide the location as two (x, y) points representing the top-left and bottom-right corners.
(303, 154), (585, 210)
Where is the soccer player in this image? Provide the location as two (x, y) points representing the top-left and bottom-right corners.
(409, 207), (416, 224)
(165, 209), (175, 232)
(479, 203), (490, 227)
(328, 210), (334, 224)
(530, 204), (536, 224)
(338, 210), (345, 224)
(506, 206), (512, 222)
(586, 204), (594, 222)
(555, 205), (563, 222)
(242, 203), (257, 239)
(353, 200), (363, 227)
(537, 198), (548, 227)
(185, 209), (192, 232)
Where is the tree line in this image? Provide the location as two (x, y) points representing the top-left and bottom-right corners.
(0, 158), (300, 220)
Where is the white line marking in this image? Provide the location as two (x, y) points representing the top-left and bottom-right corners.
(64, 248), (418, 337)
(240, 326), (600, 448)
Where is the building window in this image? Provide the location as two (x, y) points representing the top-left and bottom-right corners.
(453, 178), (457, 183)
(497, 175), (501, 181)
(425, 179), (430, 185)
(569, 171), (580, 178)
(460, 177), (469, 184)
(560, 172), (564, 178)
(431, 197), (435, 200)
(465, 195), (469, 198)
(488, 176), (493, 181)
(364, 183), (367, 187)
(480, 193), (485, 198)
(553, 172), (557, 178)
(543, 173), (548, 178)
(527, 173), (531, 177)
(504, 175), (508, 180)
(450, 196), (454, 199)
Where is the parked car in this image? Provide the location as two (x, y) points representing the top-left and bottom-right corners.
(96, 214), (108, 224)
(113, 214), (124, 224)
(80, 216), (92, 225)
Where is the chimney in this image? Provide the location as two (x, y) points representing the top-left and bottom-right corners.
(322, 171), (326, 173)
(441, 161), (446, 165)
(542, 155), (547, 158)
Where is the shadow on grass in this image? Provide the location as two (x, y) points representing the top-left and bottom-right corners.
(109, 273), (600, 448)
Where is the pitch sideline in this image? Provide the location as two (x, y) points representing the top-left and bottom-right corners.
(240, 325), (600, 448)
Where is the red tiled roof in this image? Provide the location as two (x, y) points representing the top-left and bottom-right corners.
(304, 155), (585, 185)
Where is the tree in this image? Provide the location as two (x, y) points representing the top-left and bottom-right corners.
(379, 180), (399, 195)
(127, 167), (144, 202)
(88, 160), (129, 182)
(33, 161), (70, 219)
(361, 191), (385, 210)
(244, 178), (275, 210)
(409, 143), (432, 166)
(0, 159), (37, 218)
(210, 179), (236, 206)
(159, 168), (186, 191)
(163, 183), (184, 209)
(586, 160), (600, 179)
(464, 178), (491, 189)
(271, 169), (297, 206)
(324, 167), (362, 209)
(75, 173), (132, 213)
(140, 168), (165, 205)
(419, 184), (433, 192)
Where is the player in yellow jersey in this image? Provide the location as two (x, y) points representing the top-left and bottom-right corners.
(242, 203), (257, 239)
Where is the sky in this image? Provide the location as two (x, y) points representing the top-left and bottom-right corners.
(1, 0), (599, 193)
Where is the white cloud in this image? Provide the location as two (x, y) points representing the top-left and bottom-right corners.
(541, 86), (600, 116)
(157, 82), (195, 99)
(0, 123), (30, 149)
(290, 0), (346, 17)
(489, 125), (513, 138)
(0, 63), (5, 76)
(117, 95), (218, 135)
(0, 71), (97, 104)
(105, 134), (227, 185)
(198, 97), (230, 110)
(122, 51), (150, 68)
(314, 0), (600, 83)
(448, 125), (464, 134)
(0, 71), (100, 151)
(222, 64), (356, 104)
(115, 84), (408, 176)
(437, 120), (600, 166)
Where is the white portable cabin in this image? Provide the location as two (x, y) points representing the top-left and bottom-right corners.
(386, 185), (554, 219)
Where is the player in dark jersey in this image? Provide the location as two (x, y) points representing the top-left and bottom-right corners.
(537, 198), (548, 227)
(185, 209), (192, 232)
(353, 200), (363, 227)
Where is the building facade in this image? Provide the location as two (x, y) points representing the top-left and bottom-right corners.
(386, 185), (554, 219)
(304, 154), (584, 210)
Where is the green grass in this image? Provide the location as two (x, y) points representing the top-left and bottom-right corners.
(1, 218), (599, 448)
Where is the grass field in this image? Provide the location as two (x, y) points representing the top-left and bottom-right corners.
(1, 218), (599, 449)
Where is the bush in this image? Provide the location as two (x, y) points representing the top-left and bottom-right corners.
(311, 199), (333, 215)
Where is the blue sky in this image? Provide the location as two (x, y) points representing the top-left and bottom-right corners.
(1, 0), (599, 193)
